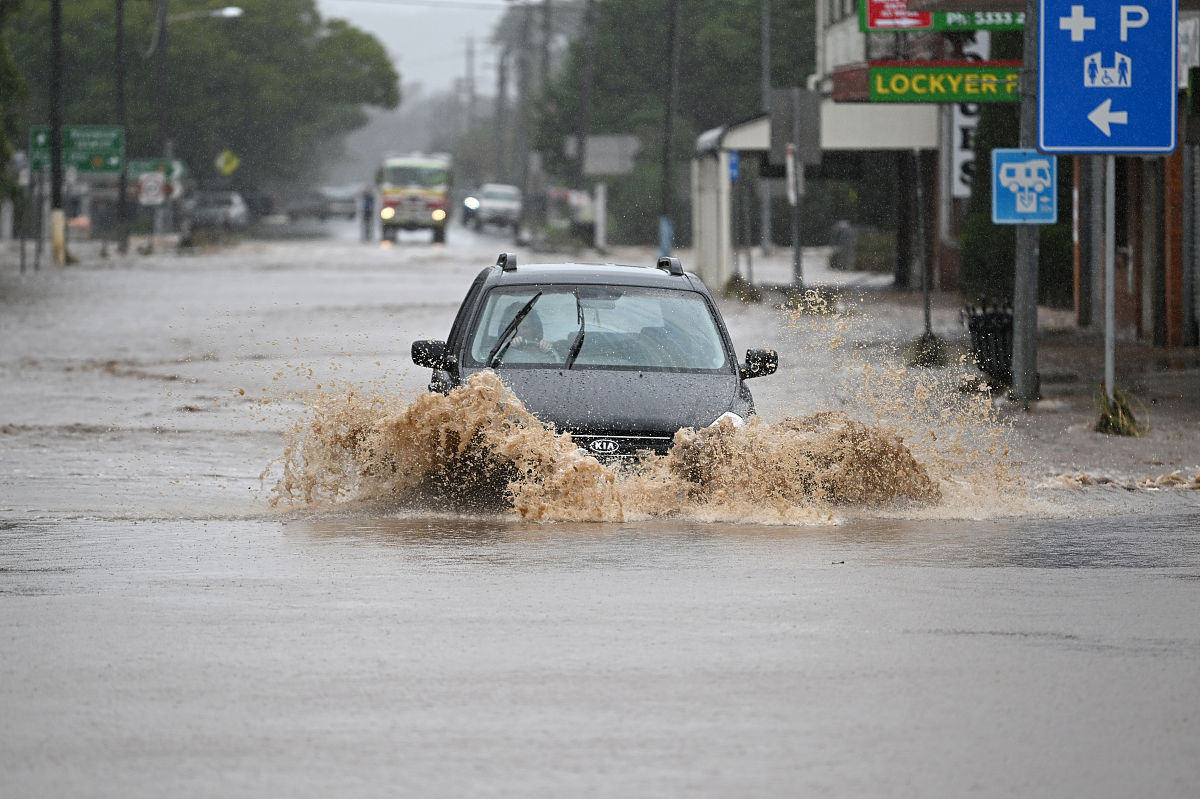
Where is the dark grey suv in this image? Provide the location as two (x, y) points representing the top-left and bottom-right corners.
(412, 253), (778, 459)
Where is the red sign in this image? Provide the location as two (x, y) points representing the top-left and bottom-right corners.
(863, 0), (932, 31)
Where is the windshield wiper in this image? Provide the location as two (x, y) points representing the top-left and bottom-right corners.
(564, 290), (586, 369)
(487, 292), (542, 368)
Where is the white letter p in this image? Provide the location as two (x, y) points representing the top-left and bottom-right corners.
(1120, 5), (1149, 41)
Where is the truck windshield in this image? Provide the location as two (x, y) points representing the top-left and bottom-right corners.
(466, 286), (730, 372)
(382, 165), (447, 187)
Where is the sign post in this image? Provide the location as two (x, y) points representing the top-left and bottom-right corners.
(1039, 0), (1178, 403)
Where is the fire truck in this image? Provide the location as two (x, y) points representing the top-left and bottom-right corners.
(375, 153), (452, 243)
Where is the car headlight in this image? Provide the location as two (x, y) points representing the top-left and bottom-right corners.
(709, 412), (745, 428)
(463, 196), (480, 210)
(380, 207), (395, 220)
(431, 209), (446, 222)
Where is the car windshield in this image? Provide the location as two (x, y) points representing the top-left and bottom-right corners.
(483, 186), (520, 200)
(194, 192), (233, 207)
(467, 285), (729, 371)
(382, 165), (447, 187)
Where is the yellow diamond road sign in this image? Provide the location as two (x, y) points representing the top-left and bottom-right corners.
(215, 149), (240, 176)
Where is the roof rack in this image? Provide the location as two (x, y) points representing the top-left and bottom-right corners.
(496, 252), (517, 271)
(656, 256), (684, 276)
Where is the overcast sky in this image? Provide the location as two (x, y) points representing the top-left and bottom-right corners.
(316, 0), (510, 96)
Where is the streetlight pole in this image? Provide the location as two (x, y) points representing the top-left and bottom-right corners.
(154, 0), (169, 159)
(1011, 0), (1040, 407)
(50, 0), (66, 265)
(658, 0), (680, 257)
(759, 0), (772, 254)
(116, 0), (129, 254)
(144, 4), (243, 243)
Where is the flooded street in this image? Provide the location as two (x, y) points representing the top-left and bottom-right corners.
(3, 224), (1199, 796)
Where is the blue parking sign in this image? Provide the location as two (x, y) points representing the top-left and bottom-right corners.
(1039, 0), (1177, 153)
(992, 149), (1058, 224)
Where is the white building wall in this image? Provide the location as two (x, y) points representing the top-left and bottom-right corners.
(690, 153), (733, 291)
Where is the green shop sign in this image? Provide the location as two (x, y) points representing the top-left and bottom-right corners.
(869, 62), (1021, 103)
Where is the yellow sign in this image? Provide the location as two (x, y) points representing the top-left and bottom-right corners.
(868, 62), (1020, 103)
(214, 149), (240, 176)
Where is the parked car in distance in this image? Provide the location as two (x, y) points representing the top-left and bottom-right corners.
(184, 189), (250, 231)
(282, 189), (331, 221)
(321, 185), (360, 219)
(473, 183), (522, 231)
(411, 252), (778, 460)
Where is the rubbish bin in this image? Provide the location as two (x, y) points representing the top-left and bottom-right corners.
(962, 304), (1013, 388)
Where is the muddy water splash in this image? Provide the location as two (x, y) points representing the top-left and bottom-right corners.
(774, 288), (1021, 518)
(268, 371), (945, 524)
(265, 289), (1030, 523)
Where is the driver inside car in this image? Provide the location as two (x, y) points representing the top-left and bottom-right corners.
(496, 304), (559, 360)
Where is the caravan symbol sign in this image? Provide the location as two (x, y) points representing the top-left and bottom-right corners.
(992, 149), (1057, 225)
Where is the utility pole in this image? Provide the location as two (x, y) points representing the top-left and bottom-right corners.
(116, 0), (130, 254)
(465, 37), (476, 129)
(759, 0), (772, 254)
(1011, 0), (1040, 406)
(659, 0), (680, 256)
(49, 0), (66, 265)
(515, 5), (533, 200)
(573, 0), (596, 189)
(541, 0), (552, 88)
(789, 88), (804, 287)
(155, 0), (169, 157)
(496, 48), (509, 182)
(153, 0), (171, 246)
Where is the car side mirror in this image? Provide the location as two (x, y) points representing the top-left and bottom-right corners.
(411, 339), (456, 370)
(739, 348), (778, 379)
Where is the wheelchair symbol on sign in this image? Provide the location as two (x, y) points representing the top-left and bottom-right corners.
(1084, 52), (1131, 86)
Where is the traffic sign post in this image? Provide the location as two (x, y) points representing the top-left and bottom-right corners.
(1038, 1), (1176, 405)
(1038, 0), (1177, 153)
(992, 149), (1058, 224)
(29, 125), (125, 173)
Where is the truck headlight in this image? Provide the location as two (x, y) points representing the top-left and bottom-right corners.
(431, 209), (446, 222)
(380, 207), (395, 220)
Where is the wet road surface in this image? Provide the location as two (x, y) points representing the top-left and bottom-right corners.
(4, 513), (1199, 797)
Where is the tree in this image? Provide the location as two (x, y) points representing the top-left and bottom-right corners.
(0, 0), (26, 202)
(4, 0), (399, 189)
(526, 0), (815, 243)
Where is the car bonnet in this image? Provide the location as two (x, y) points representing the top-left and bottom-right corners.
(486, 368), (741, 435)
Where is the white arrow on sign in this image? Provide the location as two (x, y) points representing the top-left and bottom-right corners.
(1088, 99), (1129, 136)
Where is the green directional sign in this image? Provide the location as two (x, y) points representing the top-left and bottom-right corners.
(29, 125), (125, 173)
